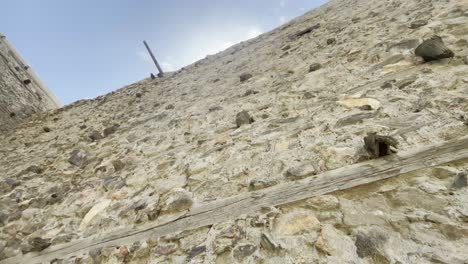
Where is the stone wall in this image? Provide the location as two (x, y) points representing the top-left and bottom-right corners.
(0, 0), (468, 263)
(0, 33), (60, 132)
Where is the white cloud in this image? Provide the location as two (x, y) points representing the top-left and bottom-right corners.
(246, 27), (263, 39)
(186, 25), (264, 62)
(161, 61), (176, 72)
(222, 41), (234, 50)
(137, 50), (177, 73)
(139, 25), (265, 72)
(279, 16), (288, 24)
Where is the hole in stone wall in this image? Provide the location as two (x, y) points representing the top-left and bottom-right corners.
(23, 79), (31, 85)
(378, 141), (390, 157)
(363, 133), (398, 159)
(9, 112), (16, 118)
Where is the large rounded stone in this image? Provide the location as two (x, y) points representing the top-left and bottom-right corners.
(415, 36), (454, 62)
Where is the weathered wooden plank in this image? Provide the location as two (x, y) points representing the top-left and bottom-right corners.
(3, 135), (468, 264)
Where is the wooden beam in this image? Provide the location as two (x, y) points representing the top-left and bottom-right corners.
(3, 135), (468, 264)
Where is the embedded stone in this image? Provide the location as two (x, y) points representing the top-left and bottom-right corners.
(155, 243), (178, 256)
(26, 165), (44, 174)
(209, 106), (222, 112)
(285, 164), (316, 180)
(68, 149), (88, 167)
(233, 244), (257, 261)
(79, 199), (111, 230)
(415, 36), (454, 62)
(289, 23), (321, 40)
(0, 211), (7, 226)
(337, 98), (381, 110)
(112, 159), (125, 171)
(89, 130), (103, 141)
(305, 195), (340, 211)
(303, 91), (315, 99)
(132, 241), (151, 259)
(213, 224), (245, 254)
(327, 38), (336, 45)
(166, 104), (175, 110)
(419, 181), (446, 194)
(395, 76), (417, 89)
(355, 230), (388, 259)
(381, 80), (394, 89)
(103, 124), (119, 137)
(281, 44), (291, 51)
(364, 133), (398, 158)
(89, 248), (102, 262)
(162, 188), (193, 213)
(274, 209), (320, 235)
(249, 179), (278, 191)
(431, 166), (459, 179)
(187, 245), (206, 260)
(451, 172), (467, 189)
(340, 197), (388, 226)
(235, 110), (254, 127)
(359, 105), (373, 111)
(51, 234), (76, 245)
(309, 63), (322, 72)
(118, 245), (129, 258)
(410, 20), (428, 29)
(243, 90), (259, 96)
(260, 233), (281, 251)
(7, 211), (21, 222)
(463, 56), (468, 65)
(47, 186), (64, 205)
(315, 225), (358, 259)
(239, 73), (253, 82)
(102, 176), (126, 191)
(28, 237), (51, 252)
(0, 178), (20, 192)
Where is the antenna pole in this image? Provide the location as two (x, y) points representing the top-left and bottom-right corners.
(143, 40), (164, 77)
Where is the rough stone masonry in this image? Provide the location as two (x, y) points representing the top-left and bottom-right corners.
(0, 0), (468, 263)
(0, 33), (60, 132)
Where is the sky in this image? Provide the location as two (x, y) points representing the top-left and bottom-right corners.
(2, 0), (327, 105)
